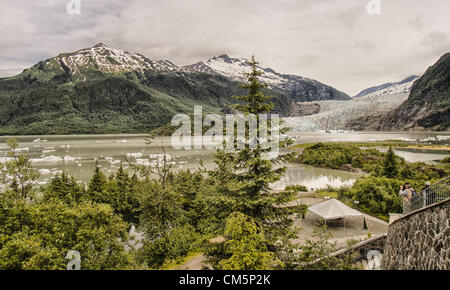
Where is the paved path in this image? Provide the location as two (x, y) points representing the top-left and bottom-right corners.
(362, 213), (388, 226)
(329, 235), (371, 249)
(174, 254), (208, 270)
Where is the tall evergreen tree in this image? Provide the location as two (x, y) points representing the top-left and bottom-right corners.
(88, 164), (142, 226)
(106, 165), (142, 225)
(43, 172), (83, 204)
(205, 56), (307, 268)
(383, 147), (399, 178)
(87, 161), (107, 200)
(115, 165), (130, 190)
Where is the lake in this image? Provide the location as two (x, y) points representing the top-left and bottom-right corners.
(0, 132), (448, 189)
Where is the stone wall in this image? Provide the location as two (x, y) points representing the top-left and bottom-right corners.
(382, 198), (449, 270)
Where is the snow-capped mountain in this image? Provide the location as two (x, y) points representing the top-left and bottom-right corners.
(20, 43), (180, 82)
(184, 55), (296, 87)
(184, 55), (351, 102)
(353, 75), (419, 98)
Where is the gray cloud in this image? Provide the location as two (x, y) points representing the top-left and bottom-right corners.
(0, 0), (449, 95)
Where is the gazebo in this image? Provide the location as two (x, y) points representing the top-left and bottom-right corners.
(308, 199), (364, 227)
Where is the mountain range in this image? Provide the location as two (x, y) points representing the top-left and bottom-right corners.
(0, 43), (448, 135)
(0, 43), (350, 135)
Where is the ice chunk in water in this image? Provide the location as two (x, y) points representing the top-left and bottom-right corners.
(64, 156), (79, 163)
(30, 155), (63, 163)
(38, 169), (52, 175)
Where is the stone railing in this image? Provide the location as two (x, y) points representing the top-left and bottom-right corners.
(382, 197), (449, 270)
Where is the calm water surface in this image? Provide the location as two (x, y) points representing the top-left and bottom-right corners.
(0, 132), (448, 189)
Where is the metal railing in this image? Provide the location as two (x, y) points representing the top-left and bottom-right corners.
(403, 176), (450, 214)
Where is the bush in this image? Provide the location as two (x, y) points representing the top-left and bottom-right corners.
(338, 177), (404, 221)
(298, 143), (384, 171)
(285, 184), (308, 192)
(137, 224), (200, 269)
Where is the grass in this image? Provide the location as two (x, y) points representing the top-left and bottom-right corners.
(399, 145), (450, 151)
(290, 141), (450, 152)
(290, 141), (408, 150)
(313, 191), (339, 199)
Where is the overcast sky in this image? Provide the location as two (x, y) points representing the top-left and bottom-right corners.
(0, 0), (449, 95)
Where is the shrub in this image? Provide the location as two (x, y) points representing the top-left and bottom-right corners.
(285, 184), (308, 192)
(338, 177), (404, 221)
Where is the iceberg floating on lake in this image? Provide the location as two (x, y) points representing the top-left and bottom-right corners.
(38, 169), (52, 175)
(126, 152), (143, 158)
(64, 156), (79, 163)
(14, 147), (29, 152)
(0, 157), (13, 163)
(30, 155), (63, 164)
(109, 159), (121, 165)
(437, 135), (450, 141)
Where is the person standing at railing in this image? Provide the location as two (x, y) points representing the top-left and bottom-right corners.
(421, 181), (432, 206)
(399, 183), (414, 214)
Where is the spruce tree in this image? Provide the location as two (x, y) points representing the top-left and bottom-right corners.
(216, 212), (281, 270)
(115, 165), (130, 193)
(87, 161), (107, 200)
(206, 56), (307, 268)
(383, 147), (398, 178)
(91, 165), (142, 226)
(44, 172), (83, 203)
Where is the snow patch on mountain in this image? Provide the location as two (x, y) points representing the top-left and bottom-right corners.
(184, 54), (351, 102)
(353, 75), (419, 98)
(184, 55), (312, 88)
(43, 43), (180, 80)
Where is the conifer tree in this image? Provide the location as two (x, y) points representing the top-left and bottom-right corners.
(131, 173), (139, 186)
(383, 147), (399, 178)
(43, 172), (83, 203)
(206, 56), (307, 267)
(216, 212), (282, 270)
(116, 165), (130, 186)
(89, 164), (142, 226)
(87, 161), (107, 200)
